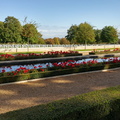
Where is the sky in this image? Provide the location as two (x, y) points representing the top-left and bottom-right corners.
(0, 0), (120, 38)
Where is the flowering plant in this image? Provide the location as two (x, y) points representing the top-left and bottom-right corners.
(0, 50), (82, 61)
(0, 57), (120, 78)
(90, 48), (120, 54)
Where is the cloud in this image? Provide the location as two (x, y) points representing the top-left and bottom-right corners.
(38, 25), (69, 38)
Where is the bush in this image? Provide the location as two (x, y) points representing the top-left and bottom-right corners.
(0, 85), (120, 120)
(89, 52), (95, 55)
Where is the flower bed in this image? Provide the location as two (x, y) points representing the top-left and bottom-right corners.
(0, 51), (82, 61)
(0, 57), (120, 84)
(89, 48), (120, 55)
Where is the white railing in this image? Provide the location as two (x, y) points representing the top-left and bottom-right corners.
(0, 44), (120, 48)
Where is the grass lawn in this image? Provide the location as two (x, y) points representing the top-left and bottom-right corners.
(0, 51), (43, 55)
(75, 48), (116, 51)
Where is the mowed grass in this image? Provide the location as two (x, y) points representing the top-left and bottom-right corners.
(0, 51), (43, 55)
(75, 48), (116, 51)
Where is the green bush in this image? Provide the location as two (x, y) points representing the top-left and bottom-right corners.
(0, 85), (120, 120)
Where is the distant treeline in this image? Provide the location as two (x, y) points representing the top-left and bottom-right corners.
(0, 16), (119, 44)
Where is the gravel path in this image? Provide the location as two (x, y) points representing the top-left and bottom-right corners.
(0, 68), (120, 114)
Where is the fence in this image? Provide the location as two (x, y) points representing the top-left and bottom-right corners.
(0, 44), (120, 52)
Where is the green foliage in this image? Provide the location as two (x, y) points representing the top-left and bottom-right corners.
(45, 38), (55, 44)
(45, 37), (70, 44)
(53, 37), (60, 44)
(66, 25), (78, 44)
(37, 32), (45, 44)
(0, 85), (120, 120)
(66, 22), (95, 44)
(59, 38), (70, 44)
(94, 29), (102, 43)
(101, 26), (118, 44)
(0, 21), (4, 43)
(0, 16), (43, 44)
(21, 24), (41, 44)
(4, 16), (22, 43)
(77, 22), (96, 44)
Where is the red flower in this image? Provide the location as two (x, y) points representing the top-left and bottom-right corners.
(34, 66), (38, 69)
(40, 69), (44, 71)
(2, 70), (5, 73)
(23, 69), (29, 73)
(14, 72), (18, 75)
(38, 65), (42, 67)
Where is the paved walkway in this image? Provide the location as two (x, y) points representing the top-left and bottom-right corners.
(0, 68), (120, 114)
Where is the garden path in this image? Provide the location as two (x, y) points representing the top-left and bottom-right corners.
(0, 68), (120, 114)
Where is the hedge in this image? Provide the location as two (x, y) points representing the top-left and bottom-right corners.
(0, 62), (120, 84)
(0, 85), (120, 120)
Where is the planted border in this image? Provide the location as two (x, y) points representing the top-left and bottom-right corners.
(89, 48), (120, 55)
(0, 52), (82, 61)
(0, 63), (120, 84)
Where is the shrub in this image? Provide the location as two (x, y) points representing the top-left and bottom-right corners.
(0, 86), (120, 120)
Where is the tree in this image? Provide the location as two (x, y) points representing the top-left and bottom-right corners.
(1, 27), (13, 43)
(77, 22), (95, 44)
(94, 29), (102, 43)
(66, 22), (95, 44)
(0, 21), (4, 43)
(4, 16), (22, 43)
(37, 32), (45, 44)
(22, 23), (41, 44)
(45, 38), (55, 44)
(101, 26), (118, 44)
(21, 17), (43, 44)
(60, 38), (70, 44)
(53, 37), (60, 44)
(66, 25), (78, 44)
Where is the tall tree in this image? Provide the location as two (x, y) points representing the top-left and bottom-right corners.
(66, 22), (95, 44)
(53, 37), (60, 44)
(4, 16), (22, 43)
(101, 26), (118, 43)
(0, 21), (4, 43)
(94, 29), (102, 43)
(22, 23), (41, 44)
(66, 25), (78, 44)
(77, 22), (95, 44)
